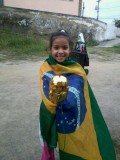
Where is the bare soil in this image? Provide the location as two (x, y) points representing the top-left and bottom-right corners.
(0, 54), (120, 160)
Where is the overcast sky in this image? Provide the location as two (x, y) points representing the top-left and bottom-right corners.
(83, 0), (120, 24)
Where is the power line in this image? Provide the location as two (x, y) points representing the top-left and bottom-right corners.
(100, 15), (120, 20)
(100, 14), (120, 17)
(100, 6), (120, 9)
(100, 17), (120, 19)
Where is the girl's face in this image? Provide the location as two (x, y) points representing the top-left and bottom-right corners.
(50, 36), (71, 63)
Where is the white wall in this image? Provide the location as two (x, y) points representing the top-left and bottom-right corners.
(116, 28), (120, 37)
(69, 17), (117, 41)
(95, 23), (116, 41)
(105, 24), (117, 40)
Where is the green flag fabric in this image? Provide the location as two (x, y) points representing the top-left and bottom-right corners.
(39, 55), (116, 160)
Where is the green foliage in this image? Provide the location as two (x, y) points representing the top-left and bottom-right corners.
(88, 45), (120, 56)
(86, 39), (98, 47)
(0, 29), (120, 62)
(115, 19), (120, 27)
(112, 45), (120, 53)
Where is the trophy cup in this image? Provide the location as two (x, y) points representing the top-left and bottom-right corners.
(49, 75), (68, 103)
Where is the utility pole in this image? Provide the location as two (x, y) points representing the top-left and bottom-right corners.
(82, 2), (85, 17)
(96, 0), (101, 20)
(78, 0), (83, 17)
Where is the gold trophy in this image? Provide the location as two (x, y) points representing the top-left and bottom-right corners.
(49, 75), (68, 103)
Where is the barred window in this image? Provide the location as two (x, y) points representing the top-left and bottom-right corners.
(0, 0), (3, 6)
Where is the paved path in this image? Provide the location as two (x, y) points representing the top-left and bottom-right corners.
(96, 37), (120, 47)
(0, 55), (120, 160)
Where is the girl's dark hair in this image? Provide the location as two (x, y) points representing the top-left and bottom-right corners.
(49, 29), (73, 50)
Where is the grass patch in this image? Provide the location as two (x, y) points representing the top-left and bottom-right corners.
(87, 45), (120, 55)
(86, 39), (98, 47)
(112, 45), (120, 53)
(0, 29), (120, 61)
(0, 29), (49, 60)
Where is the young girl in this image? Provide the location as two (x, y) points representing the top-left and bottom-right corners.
(39, 30), (116, 160)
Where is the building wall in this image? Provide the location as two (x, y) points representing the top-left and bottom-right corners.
(4, 0), (81, 16)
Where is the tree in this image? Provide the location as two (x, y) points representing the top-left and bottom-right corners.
(115, 19), (120, 28)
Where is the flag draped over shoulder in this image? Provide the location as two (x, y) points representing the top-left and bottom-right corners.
(39, 55), (116, 160)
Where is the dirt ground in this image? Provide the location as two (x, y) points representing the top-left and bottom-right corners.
(0, 54), (120, 160)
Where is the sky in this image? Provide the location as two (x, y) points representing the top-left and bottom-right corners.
(83, 0), (120, 24)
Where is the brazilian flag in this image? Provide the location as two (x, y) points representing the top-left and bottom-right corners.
(39, 55), (116, 160)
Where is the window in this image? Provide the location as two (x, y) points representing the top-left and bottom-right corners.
(0, 0), (3, 7)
